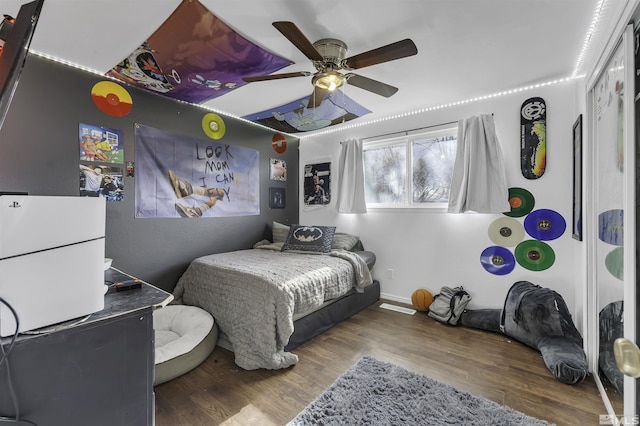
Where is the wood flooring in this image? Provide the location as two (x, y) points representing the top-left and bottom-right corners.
(154, 300), (608, 426)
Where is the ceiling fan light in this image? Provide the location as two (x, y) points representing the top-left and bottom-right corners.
(313, 72), (344, 91)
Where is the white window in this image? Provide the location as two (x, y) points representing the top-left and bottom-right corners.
(363, 125), (457, 209)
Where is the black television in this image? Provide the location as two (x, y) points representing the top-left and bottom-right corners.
(0, 0), (44, 130)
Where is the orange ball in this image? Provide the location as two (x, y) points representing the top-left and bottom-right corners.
(411, 289), (434, 312)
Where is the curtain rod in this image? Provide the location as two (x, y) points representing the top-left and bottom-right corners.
(357, 113), (494, 143)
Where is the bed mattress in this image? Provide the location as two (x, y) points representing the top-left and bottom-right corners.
(173, 247), (374, 369)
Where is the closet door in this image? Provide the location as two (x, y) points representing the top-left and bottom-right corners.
(588, 24), (636, 420)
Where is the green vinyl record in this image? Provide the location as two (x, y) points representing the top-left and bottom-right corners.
(515, 239), (555, 271)
(605, 246), (624, 280)
(503, 187), (535, 218)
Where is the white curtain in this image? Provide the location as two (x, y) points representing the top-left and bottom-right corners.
(336, 139), (367, 214)
(447, 114), (510, 213)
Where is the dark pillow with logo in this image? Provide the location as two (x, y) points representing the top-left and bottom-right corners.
(282, 224), (336, 253)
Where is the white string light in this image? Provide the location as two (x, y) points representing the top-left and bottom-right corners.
(33, 0), (605, 142)
(302, 76), (579, 138)
(572, 0), (606, 78)
(30, 50), (297, 138)
(303, 0), (606, 139)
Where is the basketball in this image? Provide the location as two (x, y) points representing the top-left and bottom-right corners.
(411, 289), (434, 312)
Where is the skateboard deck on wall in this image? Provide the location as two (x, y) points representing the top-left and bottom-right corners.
(520, 97), (546, 179)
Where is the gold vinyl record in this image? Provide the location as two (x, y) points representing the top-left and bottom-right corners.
(488, 217), (524, 247)
(202, 113), (226, 139)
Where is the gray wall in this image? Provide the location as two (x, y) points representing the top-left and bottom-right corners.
(0, 55), (299, 292)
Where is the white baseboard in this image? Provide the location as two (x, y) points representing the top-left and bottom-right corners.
(380, 292), (412, 306)
(379, 303), (416, 315)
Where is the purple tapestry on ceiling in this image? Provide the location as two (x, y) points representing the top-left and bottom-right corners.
(243, 90), (372, 133)
(106, 0), (291, 104)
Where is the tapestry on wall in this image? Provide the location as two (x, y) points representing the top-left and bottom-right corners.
(243, 90), (372, 133)
(106, 0), (290, 105)
(304, 162), (331, 206)
(134, 123), (259, 218)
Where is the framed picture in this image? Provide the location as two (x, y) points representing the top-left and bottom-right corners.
(270, 158), (287, 181)
(304, 162), (331, 206)
(269, 187), (285, 209)
(572, 114), (583, 241)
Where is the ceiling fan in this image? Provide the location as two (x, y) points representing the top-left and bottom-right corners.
(242, 21), (418, 108)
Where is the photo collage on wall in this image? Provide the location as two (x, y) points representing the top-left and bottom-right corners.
(78, 123), (125, 201)
(269, 133), (287, 209)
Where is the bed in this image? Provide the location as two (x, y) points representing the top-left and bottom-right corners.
(172, 223), (380, 370)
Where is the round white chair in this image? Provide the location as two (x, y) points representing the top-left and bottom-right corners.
(153, 304), (218, 386)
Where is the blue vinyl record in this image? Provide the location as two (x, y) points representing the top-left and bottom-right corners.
(480, 246), (516, 275)
(524, 209), (566, 241)
(598, 209), (623, 246)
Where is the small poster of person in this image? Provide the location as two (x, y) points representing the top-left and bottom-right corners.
(304, 162), (331, 206)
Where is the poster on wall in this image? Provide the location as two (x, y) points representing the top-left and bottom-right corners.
(105, 0), (290, 105)
(134, 123), (259, 218)
(79, 123), (124, 163)
(79, 164), (124, 201)
(304, 162), (331, 206)
(270, 158), (287, 181)
(269, 187), (285, 209)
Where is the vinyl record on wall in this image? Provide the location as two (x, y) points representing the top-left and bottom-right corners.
(488, 217), (525, 247)
(598, 209), (624, 246)
(605, 246), (624, 280)
(480, 246), (516, 275)
(514, 239), (555, 271)
(202, 113), (226, 139)
(524, 209), (566, 241)
(91, 81), (133, 117)
(503, 187), (535, 218)
(272, 133), (287, 153)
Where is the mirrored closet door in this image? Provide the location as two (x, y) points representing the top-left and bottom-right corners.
(588, 23), (636, 419)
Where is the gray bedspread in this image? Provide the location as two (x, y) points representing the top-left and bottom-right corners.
(172, 245), (373, 370)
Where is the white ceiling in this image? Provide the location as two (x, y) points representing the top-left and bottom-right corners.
(3, 0), (625, 134)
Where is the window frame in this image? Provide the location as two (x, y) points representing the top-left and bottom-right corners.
(362, 124), (457, 211)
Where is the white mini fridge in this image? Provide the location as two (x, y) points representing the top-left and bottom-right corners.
(0, 195), (106, 336)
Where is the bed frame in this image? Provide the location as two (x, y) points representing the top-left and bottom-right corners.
(286, 279), (380, 351)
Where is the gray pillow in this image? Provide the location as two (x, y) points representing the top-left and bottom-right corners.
(272, 221), (290, 244)
(332, 233), (361, 251)
(282, 225), (336, 253)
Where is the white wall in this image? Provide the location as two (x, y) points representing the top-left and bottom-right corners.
(299, 80), (586, 323)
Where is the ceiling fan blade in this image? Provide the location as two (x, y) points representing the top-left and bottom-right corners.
(346, 74), (398, 97)
(344, 39), (418, 70)
(242, 71), (311, 83)
(307, 86), (328, 109)
(272, 21), (324, 62)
